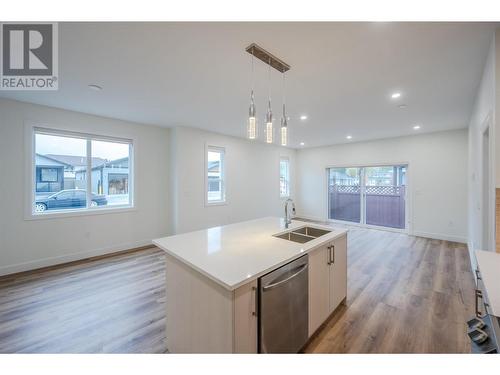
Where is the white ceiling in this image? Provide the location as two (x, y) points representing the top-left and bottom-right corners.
(0, 22), (496, 148)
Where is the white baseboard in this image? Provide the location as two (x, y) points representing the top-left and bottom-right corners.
(297, 215), (467, 243)
(412, 231), (467, 244)
(467, 240), (478, 279)
(0, 239), (153, 277)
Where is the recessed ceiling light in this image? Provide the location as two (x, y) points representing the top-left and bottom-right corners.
(398, 104), (407, 109)
(413, 125), (421, 130)
(391, 92), (401, 99)
(88, 84), (103, 91)
(300, 115), (308, 120)
(346, 135), (352, 140)
(300, 142), (305, 146)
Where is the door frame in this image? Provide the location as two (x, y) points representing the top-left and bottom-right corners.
(480, 114), (494, 251)
(324, 162), (411, 234)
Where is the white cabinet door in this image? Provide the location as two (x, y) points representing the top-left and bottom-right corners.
(308, 244), (331, 336)
(233, 279), (258, 353)
(329, 234), (347, 312)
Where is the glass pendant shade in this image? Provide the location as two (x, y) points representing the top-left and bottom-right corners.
(248, 116), (257, 139)
(280, 125), (287, 146)
(247, 90), (257, 139)
(280, 103), (288, 146)
(266, 121), (274, 143)
(266, 100), (273, 143)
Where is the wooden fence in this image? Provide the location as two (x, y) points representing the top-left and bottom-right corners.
(329, 185), (405, 229)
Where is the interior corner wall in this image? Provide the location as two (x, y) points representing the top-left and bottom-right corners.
(468, 31), (496, 266)
(496, 29), (500, 189)
(0, 98), (171, 275)
(295, 129), (468, 243)
(168, 127), (179, 235)
(169, 126), (297, 234)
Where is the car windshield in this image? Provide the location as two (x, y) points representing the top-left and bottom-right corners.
(47, 190), (87, 199)
(47, 191), (62, 199)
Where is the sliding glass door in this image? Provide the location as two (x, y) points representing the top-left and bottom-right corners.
(364, 166), (406, 229)
(328, 168), (361, 223)
(328, 165), (407, 229)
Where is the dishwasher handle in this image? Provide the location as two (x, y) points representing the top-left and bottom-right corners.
(262, 264), (308, 292)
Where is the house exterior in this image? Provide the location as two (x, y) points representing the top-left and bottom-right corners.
(329, 167), (407, 187)
(44, 154), (107, 179)
(207, 160), (220, 192)
(36, 153), (129, 199)
(365, 166), (406, 186)
(75, 157), (129, 196)
(329, 170), (359, 186)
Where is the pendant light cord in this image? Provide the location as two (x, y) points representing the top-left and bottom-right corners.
(251, 50), (254, 93)
(268, 58), (271, 106)
(282, 70), (286, 113)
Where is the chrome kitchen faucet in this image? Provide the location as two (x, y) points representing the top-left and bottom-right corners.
(284, 198), (296, 228)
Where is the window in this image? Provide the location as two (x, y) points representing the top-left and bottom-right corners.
(40, 168), (58, 182)
(280, 157), (290, 197)
(33, 128), (133, 215)
(108, 174), (129, 195)
(206, 146), (225, 204)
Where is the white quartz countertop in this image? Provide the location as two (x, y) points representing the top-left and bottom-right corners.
(476, 250), (500, 317)
(153, 217), (348, 291)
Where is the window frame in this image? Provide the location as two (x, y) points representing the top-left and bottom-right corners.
(26, 123), (135, 220)
(205, 144), (226, 206)
(280, 156), (290, 198)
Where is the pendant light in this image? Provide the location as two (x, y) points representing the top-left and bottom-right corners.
(265, 58), (274, 144)
(247, 50), (257, 140)
(280, 71), (288, 146)
(244, 43), (291, 144)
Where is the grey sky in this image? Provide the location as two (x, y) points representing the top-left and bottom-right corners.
(36, 134), (129, 161)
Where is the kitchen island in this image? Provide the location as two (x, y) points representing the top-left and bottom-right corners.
(153, 217), (348, 353)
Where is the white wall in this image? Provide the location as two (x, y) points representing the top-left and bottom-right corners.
(468, 34), (496, 259)
(0, 98), (171, 275)
(0, 97), (477, 275)
(0, 101), (296, 275)
(169, 126), (296, 234)
(296, 129), (468, 243)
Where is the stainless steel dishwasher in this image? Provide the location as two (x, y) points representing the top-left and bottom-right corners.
(259, 255), (309, 353)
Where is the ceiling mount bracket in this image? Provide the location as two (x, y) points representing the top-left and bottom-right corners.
(245, 43), (291, 73)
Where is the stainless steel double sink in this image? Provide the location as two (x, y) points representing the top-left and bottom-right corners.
(273, 226), (331, 244)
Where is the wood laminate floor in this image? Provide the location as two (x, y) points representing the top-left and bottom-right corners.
(304, 226), (475, 353)
(0, 248), (167, 353)
(0, 227), (475, 353)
